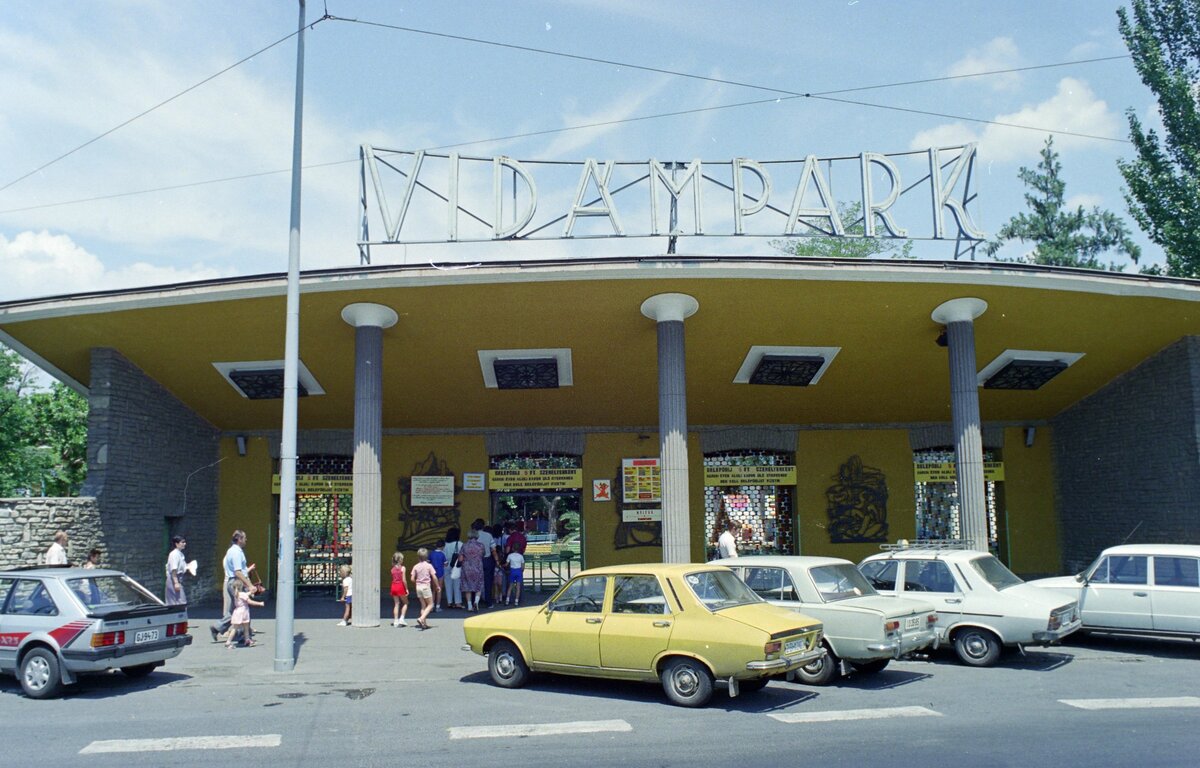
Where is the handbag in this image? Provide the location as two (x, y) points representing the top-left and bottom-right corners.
(448, 541), (462, 579)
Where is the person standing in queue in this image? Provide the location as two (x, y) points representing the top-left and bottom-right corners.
(717, 520), (739, 560)
(210, 529), (255, 641)
(473, 519), (497, 608)
(165, 536), (189, 604)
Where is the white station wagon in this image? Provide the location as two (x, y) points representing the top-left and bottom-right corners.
(858, 543), (1081, 667)
(712, 555), (939, 684)
(1026, 544), (1200, 640)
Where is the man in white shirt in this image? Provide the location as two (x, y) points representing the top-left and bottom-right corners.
(473, 519), (497, 608)
(209, 529), (255, 641)
(44, 530), (69, 565)
(717, 521), (739, 559)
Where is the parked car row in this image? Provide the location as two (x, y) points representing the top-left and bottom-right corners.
(463, 542), (1199, 707)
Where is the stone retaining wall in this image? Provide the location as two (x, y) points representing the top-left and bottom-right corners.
(0, 497), (102, 570)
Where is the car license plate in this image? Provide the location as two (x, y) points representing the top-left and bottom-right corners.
(783, 638), (806, 654)
(905, 616), (922, 630)
(134, 629), (159, 644)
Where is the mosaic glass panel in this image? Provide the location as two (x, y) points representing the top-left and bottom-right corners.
(703, 451), (795, 557)
(913, 447), (999, 553)
(293, 455), (352, 589)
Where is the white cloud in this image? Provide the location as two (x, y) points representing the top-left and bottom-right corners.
(910, 77), (1121, 162)
(1066, 193), (1104, 210)
(0, 230), (229, 301)
(947, 37), (1022, 91)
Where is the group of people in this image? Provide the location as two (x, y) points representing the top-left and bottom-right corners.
(447, 518), (527, 611)
(41, 530), (102, 570)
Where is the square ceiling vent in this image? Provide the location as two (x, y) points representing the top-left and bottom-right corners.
(977, 350), (1083, 391)
(213, 360), (325, 400)
(478, 348), (573, 390)
(734, 346), (840, 387)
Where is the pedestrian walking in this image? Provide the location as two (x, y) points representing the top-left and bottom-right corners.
(444, 527), (463, 609)
(337, 564), (353, 626)
(390, 552), (409, 627)
(210, 530), (255, 641)
(226, 579), (263, 649)
(430, 540), (446, 612)
(473, 519), (496, 607)
(460, 529), (485, 611)
(83, 548), (102, 569)
(43, 530), (69, 565)
(165, 535), (188, 604)
(411, 548), (439, 630)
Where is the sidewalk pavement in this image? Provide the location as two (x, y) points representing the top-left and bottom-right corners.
(178, 594), (531, 686)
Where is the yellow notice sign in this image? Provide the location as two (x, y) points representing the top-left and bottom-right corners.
(271, 474), (354, 494)
(487, 468), (583, 491)
(913, 462), (1005, 483)
(703, 465), (797, 486)
(622, 458), (661, 503)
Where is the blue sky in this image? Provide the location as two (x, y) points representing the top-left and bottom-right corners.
(0, 1), (1159, 300)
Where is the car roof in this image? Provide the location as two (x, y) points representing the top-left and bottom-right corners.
(1099, 544), (1200, 557)
(578, 563), (729, 577)
(711, 555), (852, 569)
(862, 549), (990, 561)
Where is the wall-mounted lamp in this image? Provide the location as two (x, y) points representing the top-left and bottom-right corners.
(236, 435), (248, 456)
(1024, 426), (1036, 448)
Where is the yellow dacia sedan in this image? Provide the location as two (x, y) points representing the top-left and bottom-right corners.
(462, 563), (825, 707)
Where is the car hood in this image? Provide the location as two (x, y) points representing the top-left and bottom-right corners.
(1025, 575), (1082, 591)
(719, 602), (821, 636)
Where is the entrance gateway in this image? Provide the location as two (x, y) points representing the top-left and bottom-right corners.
(489, 453), (583, 591)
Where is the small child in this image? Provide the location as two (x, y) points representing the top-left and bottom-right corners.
(337, 564), (352, 626)
(390, 552), (409, 628)
(410, 548), (439, 630)
(492, 555), (506, 605)
(429, 540), (447, 612)
(227, 579), (263, 648)
(505, 548), (525, 606)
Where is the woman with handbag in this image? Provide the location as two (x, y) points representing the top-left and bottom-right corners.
(460, 529), (486, 611)
(444, 526), (464, 609)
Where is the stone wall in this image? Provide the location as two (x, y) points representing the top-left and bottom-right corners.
(81, 348), (220, 603)
(0, 497), (102, 569)
(1051, 336), (1200, 573)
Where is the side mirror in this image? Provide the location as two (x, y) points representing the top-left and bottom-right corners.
(545, 601), (556, 614)
(1074, 573), (1085, 584)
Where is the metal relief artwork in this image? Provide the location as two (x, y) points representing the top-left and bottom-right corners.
(613, 465), (661, 550)
(396, 452), (460, 551)
(826, 455), (889, 544)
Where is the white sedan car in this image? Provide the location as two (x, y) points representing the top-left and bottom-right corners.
(859, 546), (1081, 667)
(712, 555), (938, 684)
(1026, 544), (1200, 640)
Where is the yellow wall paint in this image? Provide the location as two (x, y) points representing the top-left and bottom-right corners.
(216, 435), (275, 592)
(582, 432), (663, 567)
(1001, 426), (1061, 576)
(795, 430), (917, 565)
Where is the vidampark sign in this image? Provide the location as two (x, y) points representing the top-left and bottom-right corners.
(357, 143), (984, 256)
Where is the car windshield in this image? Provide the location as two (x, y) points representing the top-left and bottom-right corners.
(809, 563), (877, 601)
(683, 569), (762, 611)
(66, 575), (163, 612)
(968, 555), (1024, 590)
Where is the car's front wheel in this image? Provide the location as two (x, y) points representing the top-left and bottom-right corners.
(795, 645), (839, 685)
(661, 657), (714, 707)
(20, 647), (63, 699)
(954, 627), (1002, 667)
(120, 664), (158, 678)
(487, 640), (530, 689)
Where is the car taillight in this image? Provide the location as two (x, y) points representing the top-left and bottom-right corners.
(166, 622), (189, 637)
(764, 641), (782, 655)
(91, 631), (125, 647)
(928, 614), (938, 624)
(884, 620), (900, 633)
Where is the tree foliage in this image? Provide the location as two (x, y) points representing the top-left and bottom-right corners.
(0, 345), (89, 497)
(1117, 0), (1200, 278)
(772, 202), (914, 259)
(983, 137), (1141, 270)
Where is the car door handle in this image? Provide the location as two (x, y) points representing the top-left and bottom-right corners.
(944, 598), (962, 604)
(585, 617), (603, 624)
(653, 621), (671, 628)
(1133, 592), (1148, 597)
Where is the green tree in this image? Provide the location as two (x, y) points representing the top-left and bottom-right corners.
(772, 201), (914, 259)
(1117, 0), (1200, 278)
(0, 345), (88, 496)
(983, 137), (1141, 270)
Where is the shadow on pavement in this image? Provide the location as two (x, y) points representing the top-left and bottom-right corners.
(0, 669), (190, 700)
(1065, 632), (1200, 660)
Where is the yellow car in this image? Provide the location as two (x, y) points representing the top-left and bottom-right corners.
(462, 563), (825, 707)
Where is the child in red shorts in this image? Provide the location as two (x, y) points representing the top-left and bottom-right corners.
(390, 551), (409, 627)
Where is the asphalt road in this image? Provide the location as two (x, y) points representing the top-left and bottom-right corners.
(1, 602), (1198, 768)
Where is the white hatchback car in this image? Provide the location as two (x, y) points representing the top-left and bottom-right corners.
(713, 555), (939, 684)
(1026, 544), (1200, 640)
(858, 544), (1081, 667)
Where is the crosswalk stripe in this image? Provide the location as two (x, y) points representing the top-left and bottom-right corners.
(1059, 697), (1200, 710)
(770, 706), (941, 724)
(448, 719), (633, 740)
(80, 735), (282, 754)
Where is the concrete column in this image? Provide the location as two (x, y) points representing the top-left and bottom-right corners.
(641, 293), (699, 564)
(341, 303), (398, 627)
(931, 298), (989, 552)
